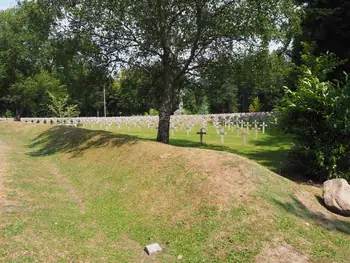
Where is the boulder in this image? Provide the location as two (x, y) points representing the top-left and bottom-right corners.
(323, 179), (350, 216)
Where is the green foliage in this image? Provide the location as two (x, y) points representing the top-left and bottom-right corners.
(278, 67), (350, 181)
(113, 67), (162, 116)
(0, 2), (110, 117)
(3, 110), (13, 118)
(147, 108), (159, 116)
(293, 0), (350, 80)
(47, 91), (80, 118)
(0, 0), (300, 123)
(9, 70), (66, 116)
(197, 98), (210, 115)
(249, 97), (264, 113)
(200, 50), (292, 113)
(296, 42), (345, 82)
(46, 0), (300, 142)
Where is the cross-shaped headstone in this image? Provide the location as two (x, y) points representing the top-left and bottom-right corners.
(241, 132), (248, 145)
(219, 128), (227, 144)
(235, 125), (240, 136)
(260, 122), (267, 134)
(245, 121), (251, 134)
(186, 124), (190, 136)
(252, 127), (260, 139)
(197, 128), (206, 143)
(171, 123), (175, 136)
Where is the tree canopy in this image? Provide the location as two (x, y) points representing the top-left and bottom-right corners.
(39, 0), (300, 142)
(0, 0), (303, 143)
(293, 0), (350, 80)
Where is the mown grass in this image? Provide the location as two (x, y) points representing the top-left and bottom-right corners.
(0, 121), (349, 263)
(87, 121), (292, 173)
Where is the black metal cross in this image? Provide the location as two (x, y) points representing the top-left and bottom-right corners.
(197, 128), (206, 143)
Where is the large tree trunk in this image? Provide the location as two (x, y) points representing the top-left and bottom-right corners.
(157, 57), (173, 143)
(14, 105), (24, 121)
(157, 92), (172, 143)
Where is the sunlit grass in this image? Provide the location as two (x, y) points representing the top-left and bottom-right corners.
(0, 121), (349, 263)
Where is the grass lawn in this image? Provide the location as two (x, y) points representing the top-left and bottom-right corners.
(87, 121), (292, 173)
(0, 121), (349, 263)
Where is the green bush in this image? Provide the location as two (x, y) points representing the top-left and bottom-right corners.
(249, 97), (264, 113)
(3, 109), (12, 118)
(278, 69), (350, 181)
(144, 108), (159, 116)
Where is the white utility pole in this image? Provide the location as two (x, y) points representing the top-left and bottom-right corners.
(103, 87), (107, 117)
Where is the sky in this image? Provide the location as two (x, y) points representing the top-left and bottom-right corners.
(0, 0), (16, 10)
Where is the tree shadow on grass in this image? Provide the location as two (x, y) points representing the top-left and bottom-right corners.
(166, 136), (310, 183)
(168, 138), (286, 169)
(27, 126), (309, 184)
(27, 126), (140, 157)
(272, 195), (350, 235)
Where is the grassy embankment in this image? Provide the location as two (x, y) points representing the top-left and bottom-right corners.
(0, 121), (349, 263)
(87, 121), (292, 173)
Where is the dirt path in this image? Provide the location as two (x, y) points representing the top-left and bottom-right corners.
(48, 163), (85, 214)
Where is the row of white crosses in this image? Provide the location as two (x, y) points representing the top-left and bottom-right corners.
(17, 113), (272, 144)
(203, 115), (270, 145)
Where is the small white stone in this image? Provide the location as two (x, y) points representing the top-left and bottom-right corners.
(145, 243), (162, 255)
(177, 255), (183, 260)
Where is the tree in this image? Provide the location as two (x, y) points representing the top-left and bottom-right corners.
(0, 2), (56, 116)
(278, 68), (350, 181)
(249, 97), (264, 112)
(42, 0), (300, 143)
(9, 70), (66, 117)
(112, 65), (163, 116)
(47, 91), (80, 118)
(199, 55), (238, 113)
(0, 1), (111, 117)
(293, 0), (350, 81)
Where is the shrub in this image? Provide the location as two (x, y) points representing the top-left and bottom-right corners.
(3, 109), (12, 118)
(148, 108), (159, 116)
(278, 69), (350, 181)
(249, 97), (264, 113)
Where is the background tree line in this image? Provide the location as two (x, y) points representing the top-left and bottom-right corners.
(0, 1), (298, 122)
(0, 0), (349, 146)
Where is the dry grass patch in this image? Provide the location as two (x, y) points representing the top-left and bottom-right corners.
(256, 237), (309, 263)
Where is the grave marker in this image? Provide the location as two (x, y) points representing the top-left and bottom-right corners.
(245, 121), (251, 134)
(219, 128), (227, 144)
(186, 124), (190, 136)
(252, 127), (259, 139)
(260, 122), (267, 134)
(197, 128), (206, 143)
(236, 126), (240, 136)
(241, 132), (248, 145)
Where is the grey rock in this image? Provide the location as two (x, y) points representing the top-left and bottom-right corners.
(144, 243), (162, 255)
(323, 179), (350, 216)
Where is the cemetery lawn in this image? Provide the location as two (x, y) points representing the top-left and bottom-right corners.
(1, 122), (350, 263)
(90, 122), (292, 174)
